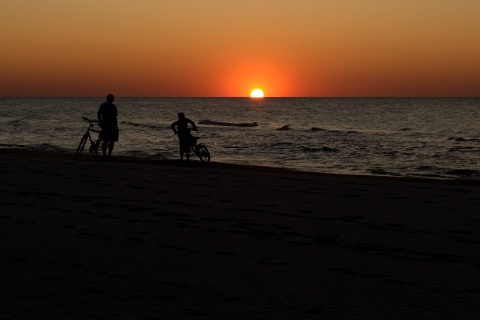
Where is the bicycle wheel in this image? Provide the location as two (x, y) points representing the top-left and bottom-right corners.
(75, 134), (88, 158)
(196, 144), (210, 163)
(90, 138), (102, 157)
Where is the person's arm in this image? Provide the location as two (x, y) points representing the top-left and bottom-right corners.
(97, 106), (102, 127)
(171, 121), (178, 134)
(187, 119), (197, 130)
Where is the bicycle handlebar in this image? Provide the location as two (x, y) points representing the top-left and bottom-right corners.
(81, 117), (101, 131)
(81, 117), (98, 123)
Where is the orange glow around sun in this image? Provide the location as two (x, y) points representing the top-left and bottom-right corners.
(221, 57), (297, 97)
(250, 88), (264, 98)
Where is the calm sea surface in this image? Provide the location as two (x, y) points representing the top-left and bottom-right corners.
(1, 97), (479, 180)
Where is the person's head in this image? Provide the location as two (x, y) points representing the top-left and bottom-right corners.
(177, 112), (185, 120)
(107, 94), (115, 103)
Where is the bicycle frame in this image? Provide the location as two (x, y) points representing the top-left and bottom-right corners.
(184, 130), (210, 163)
(75, 117), (103, 158)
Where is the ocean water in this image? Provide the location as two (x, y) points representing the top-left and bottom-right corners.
(1, 97), (479, 180)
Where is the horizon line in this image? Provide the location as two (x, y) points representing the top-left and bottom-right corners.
(1, 96), (479, 99)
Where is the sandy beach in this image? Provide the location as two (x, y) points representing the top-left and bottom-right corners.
(1, 149), (480, 319)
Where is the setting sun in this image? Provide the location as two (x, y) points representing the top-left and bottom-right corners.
(250, 89), (264, 98)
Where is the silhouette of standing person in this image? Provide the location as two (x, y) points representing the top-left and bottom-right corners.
(97, 94), (119, 159)
(171, 112), (197, 161)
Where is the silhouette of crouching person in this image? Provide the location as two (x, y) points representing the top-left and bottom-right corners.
(97, 94), (119, 159)
(171, 112), (197, 161)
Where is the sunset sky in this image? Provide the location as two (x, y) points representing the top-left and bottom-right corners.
(1, 0), (479, 97)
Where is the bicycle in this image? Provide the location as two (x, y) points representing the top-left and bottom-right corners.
(184, 129), (210, 163)
(75, 117), (103, 158)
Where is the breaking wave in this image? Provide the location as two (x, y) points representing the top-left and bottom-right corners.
(448, 137), (480, 142)
(445, 169), (480, 178)
(311, 127), (359, 134)
(121, 121), (163, 130)
(302, 146), (339, 153)
(311, 127), (328, 132)
(199, 119), (258, 127)
(0, 143), (66, 153)
(276, 125), (290, 130)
